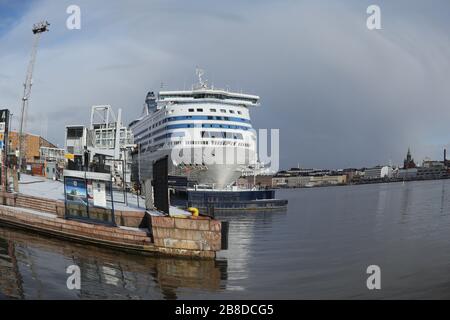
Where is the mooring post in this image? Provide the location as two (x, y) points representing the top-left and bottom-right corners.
(143, 178), (154, 210)
(13, 167), (18, 193)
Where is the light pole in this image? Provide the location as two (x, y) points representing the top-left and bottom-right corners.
(0, 109), (9, 190)
(138, 143), (141, 188)
(135, 139), (141, 208)
(121, 146), (128, 206)
(6, 112), (12, 190)
(8, 113), (12, 134)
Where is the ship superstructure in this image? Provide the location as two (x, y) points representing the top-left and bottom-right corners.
(130, 70), (259, 188)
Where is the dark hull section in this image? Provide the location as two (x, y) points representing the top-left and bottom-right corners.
(171, 189), (288, 215)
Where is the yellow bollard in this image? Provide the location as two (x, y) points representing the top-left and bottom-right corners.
(187, 207), (199, 217)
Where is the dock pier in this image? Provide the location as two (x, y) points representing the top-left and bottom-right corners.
(0, 190), (225, 259)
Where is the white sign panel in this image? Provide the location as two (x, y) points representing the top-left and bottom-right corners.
(0, 122), (4, 133)
(93, 181), (107, 208)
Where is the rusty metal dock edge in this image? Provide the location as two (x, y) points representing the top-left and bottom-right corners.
(0, 191), (223, 259)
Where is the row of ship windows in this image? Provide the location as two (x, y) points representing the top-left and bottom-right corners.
(188, 108), (242, 115)
(167, 123), (250, 130)
(141, 143), (165, 154)
(183, 140), (250, 147)
(135, 123), (251, 143)
(134, 115), (250, 138)
(201, 131), (243, 139)
(139, 130), (244, 146)
(168, 115), (250, 123)
(141, 141), (251, 153)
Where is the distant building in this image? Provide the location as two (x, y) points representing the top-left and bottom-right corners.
(40, 146), (65, 162)
(422, 159), (444, 168)
(273, 175), (348, 188)
(308, 175), (347, 186)
(308, 169), (332, 177)
(364, 166), (393, 180)
(8, 131), (57, 166)
(272, 165), (348, 187)
(238, 175), (273, 188)
(417, 160), (446, 179)
(286, 176), (313, 188)
(397, 168), (418, 180)
(286, 168), (314, 176)
(342, 168), (365, 183)
(40, 146), (65, 180)
(417, 166), (446, 179)
(272, 176), (288, 188)
(397, 159), (446, 180)
(403, 148), (416, 169)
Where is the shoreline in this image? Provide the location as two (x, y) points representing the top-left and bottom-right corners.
(272, 176), (450, 190)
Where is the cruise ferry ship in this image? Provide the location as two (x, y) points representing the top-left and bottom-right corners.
(129, 71), (259, 188)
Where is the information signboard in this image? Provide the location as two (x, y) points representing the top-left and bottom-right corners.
(0, 109), (9, 151)
(93, 181), (107, 208)
(63, 170), (115, 225)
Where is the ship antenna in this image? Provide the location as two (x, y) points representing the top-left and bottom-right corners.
(196, 67), (208, 89)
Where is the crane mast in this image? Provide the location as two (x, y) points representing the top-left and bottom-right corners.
(18, 21), (50, 172)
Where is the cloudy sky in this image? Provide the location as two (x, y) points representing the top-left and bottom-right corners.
(1, 0), (450, 169)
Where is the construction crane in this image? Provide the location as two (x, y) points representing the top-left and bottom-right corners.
(18, 21), (50, 172)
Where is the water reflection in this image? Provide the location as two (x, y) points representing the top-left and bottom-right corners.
(0, 237), (24, 299)
(440, 180), (448, 215)
(0, 226), (227, 299)
(215, 210), (286, 292)
(4, 181), (450, 299)
(399, 182), (411, 221)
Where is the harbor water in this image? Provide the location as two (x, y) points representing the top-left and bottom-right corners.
(2, 179), (450, 299)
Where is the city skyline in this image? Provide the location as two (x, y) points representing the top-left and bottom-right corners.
(1, 0), (450, 169)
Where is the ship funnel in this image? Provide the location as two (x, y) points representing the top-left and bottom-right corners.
(145, 91), (157, 113)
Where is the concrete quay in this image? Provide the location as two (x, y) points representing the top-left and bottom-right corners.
(0, 191), (225, 260)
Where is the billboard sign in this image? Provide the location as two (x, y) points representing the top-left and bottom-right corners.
(0, 109), (9, 151)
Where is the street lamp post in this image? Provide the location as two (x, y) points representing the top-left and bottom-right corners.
(138, 142), (141, 189)
(136, 140), (142, 208)
(122, 147), (128, 206)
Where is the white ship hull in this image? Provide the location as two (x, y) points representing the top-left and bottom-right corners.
(130, 74), (260, 189)
(137, 144), (256, 188)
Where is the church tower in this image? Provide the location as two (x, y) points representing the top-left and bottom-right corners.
(403, 148), (416, 169)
